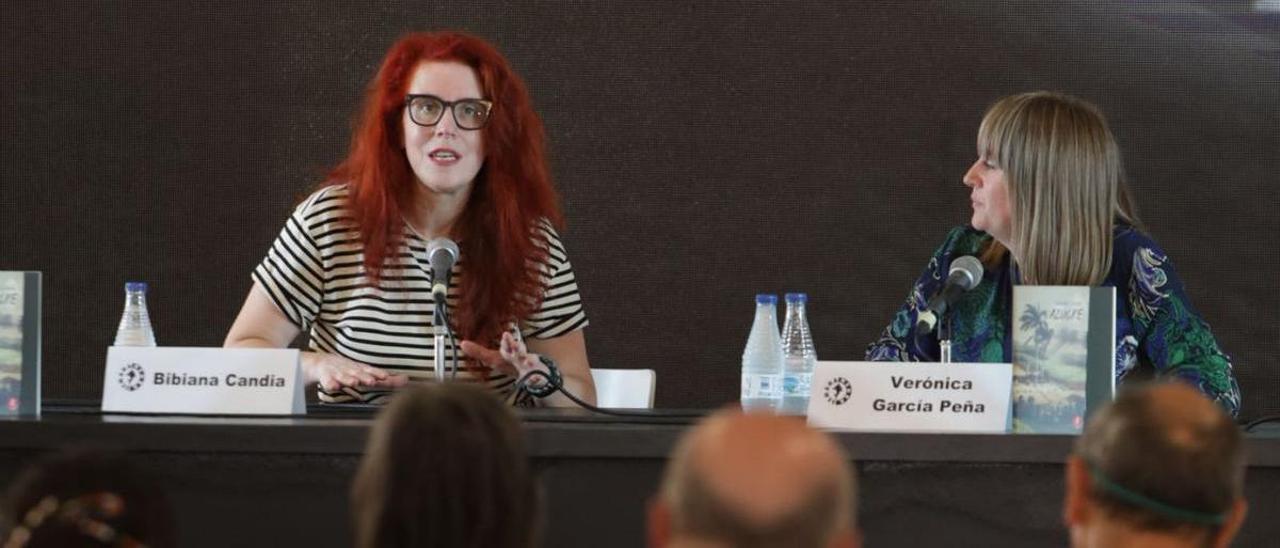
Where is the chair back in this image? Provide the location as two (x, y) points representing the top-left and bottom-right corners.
(591, 368), (656, 409)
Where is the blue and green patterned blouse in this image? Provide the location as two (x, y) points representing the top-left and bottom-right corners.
(866, 225), (1241, 417)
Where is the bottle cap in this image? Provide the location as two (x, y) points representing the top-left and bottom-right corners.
(125, 282), (148, 292)
(785, 293), (808, 303)
(754, 294), (777, 305)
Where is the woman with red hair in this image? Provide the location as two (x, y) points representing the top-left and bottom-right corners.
(225, 32), (595, 407)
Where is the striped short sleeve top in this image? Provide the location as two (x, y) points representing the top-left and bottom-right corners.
(252, 185), (589, 404)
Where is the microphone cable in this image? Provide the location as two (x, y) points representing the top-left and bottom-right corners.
(434, 298), (460, 380)
(1243, 415), (1280, 433)
(514, 368), (676, 417)
(509, 368), (706, 419)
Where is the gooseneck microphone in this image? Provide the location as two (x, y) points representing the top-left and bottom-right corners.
(915, 255), (984, 335)
(426, 238), (459, 300)
(426, 238), (459, 383)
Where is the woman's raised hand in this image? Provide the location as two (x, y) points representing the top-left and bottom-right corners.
(459, 331), (548, 382)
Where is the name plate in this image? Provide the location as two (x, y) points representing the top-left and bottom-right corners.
(102, 347), (304, 415)
(806, 361), (1011, 433)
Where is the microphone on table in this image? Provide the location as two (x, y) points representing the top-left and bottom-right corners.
(426, 238), (459, 301)
(915, 255), (985, 335)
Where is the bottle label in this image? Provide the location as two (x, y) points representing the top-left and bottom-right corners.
(113, 329), (156, 347)
(782, 372), (813, 397)
(741, 372), (782, 399)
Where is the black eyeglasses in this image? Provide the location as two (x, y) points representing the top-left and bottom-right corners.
(404, 94), (493, 130)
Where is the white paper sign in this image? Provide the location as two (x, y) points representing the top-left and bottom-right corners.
(102, 347), (304, 415)
(806, 361), (1011, 433)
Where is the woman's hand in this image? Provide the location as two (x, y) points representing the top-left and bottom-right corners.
(459, 331), (550, 385)
(303, 352), (410, 392)
(460, 329), (595, 407)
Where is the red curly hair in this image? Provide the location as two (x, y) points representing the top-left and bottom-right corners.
(328, 31), (562, 347)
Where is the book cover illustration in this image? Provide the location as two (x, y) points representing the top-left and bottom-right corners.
(0, 272), (25, 415)
(1012, 286), (1091, 434)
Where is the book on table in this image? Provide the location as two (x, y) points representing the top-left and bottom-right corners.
(0, 271), (41, 416)
(1011, 285), (1115, 434)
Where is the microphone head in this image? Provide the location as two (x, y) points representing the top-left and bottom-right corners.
(425, 238), (458, 300)
(426, 238), (459, 263)
(948, 255), (984, 290)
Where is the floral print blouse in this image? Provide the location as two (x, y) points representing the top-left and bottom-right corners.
(866, 225), (1241, 417)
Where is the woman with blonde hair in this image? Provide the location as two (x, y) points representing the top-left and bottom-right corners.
(867, 91), (1240, 416)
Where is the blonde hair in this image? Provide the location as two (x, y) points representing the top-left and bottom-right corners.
(977, 91), (1139, 285)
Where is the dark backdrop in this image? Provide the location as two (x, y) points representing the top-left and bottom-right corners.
(2, 1), (1277, 418)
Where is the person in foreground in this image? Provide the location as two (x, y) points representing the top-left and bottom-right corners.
(2, 449), (176, 548)
(1064, 381), (1247, 548)
(224, 31), (595, 407)
(351, 383), (540, 548)
(866, 91), (1240, 416)
(648, 410), (860, 548)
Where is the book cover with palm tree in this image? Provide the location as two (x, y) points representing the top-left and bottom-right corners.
(1012, 286), (1092, 433)
(0, 272), (26, 415)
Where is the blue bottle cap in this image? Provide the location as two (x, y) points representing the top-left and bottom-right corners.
(785, 293), (808, 303)
(755, 294), (777, 305)
(125, 282), (148, 292)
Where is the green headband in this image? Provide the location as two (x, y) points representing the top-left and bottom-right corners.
(1088, 463), (1228, 526)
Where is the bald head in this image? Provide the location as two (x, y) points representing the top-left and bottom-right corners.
(1131, 382), (1233, 445)
(1065, 381), (1246, 547)
(652, 411), (857, 548)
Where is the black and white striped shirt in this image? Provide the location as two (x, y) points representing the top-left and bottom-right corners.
(253, 185), (588, 404)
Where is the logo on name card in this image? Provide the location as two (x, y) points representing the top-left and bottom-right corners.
(823, 377), (853, 406)
(118, 363), (145, 392)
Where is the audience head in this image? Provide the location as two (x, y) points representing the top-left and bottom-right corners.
(2, 448), (176, 548)
(351, 383), (539, 548)
(649, 410), (859, 548)
(1064, 381), (1247, 548)
(973, 90), (1139, 285)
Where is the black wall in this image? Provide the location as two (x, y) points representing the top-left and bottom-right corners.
(3, 1), (1277, 418)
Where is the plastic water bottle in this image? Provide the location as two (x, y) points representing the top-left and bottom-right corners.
(780, 293), (817, 415)
(114, 282), (157, 346)
(741, 294), (783, 413)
